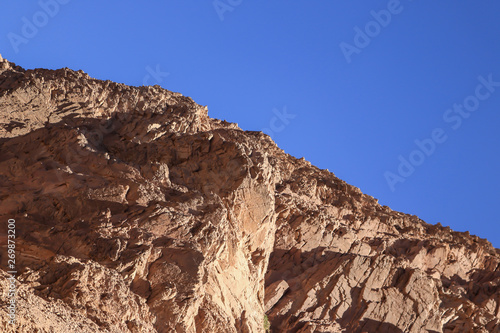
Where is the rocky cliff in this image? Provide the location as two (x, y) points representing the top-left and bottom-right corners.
(0, 56), (499, 332)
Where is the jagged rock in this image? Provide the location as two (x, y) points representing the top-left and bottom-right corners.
(0, 58), (499, 332)
(264, 280), (289, 312)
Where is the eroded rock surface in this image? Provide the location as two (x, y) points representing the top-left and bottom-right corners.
(0, 57), (498, 332)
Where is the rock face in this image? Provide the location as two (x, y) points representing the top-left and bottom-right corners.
(0, 57), (498, 332)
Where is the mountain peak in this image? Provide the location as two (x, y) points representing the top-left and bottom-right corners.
(0, 61), (499, 332)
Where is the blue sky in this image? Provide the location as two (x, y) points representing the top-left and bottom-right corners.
(1, 1), (499, 248)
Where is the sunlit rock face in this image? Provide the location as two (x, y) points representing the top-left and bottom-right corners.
(0, 57), (499, 332)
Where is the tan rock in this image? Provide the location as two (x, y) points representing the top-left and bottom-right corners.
(0, 58), (498, 332)
(264, 280), (289, 312)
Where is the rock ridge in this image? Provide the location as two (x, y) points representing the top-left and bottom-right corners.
(0, 58), (498, 332)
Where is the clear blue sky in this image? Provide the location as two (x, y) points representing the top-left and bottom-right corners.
(1, 1), (499, 248)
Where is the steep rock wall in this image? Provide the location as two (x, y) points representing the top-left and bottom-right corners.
(0, 57), (498, 332)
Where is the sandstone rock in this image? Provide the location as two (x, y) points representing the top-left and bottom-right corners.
(264, 280), (289, 312)
(0, 58), (498, 332)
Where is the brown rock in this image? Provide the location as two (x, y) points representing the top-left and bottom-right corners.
(265, 280), (289, 312)
(0, 59), (498, 332)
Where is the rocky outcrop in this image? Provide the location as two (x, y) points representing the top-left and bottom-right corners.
(0, 57), (498, 332)
(267, 172), (500, 332)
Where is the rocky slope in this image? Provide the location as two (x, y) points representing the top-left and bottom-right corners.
(0, 56), (499, 332)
